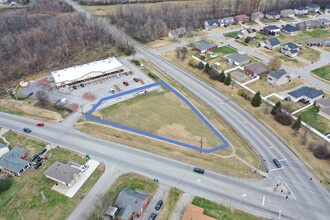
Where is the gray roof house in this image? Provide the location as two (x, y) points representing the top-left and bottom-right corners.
(280, 9), (295, 18)
(306, 38), (330, 47)
(314, 18), (330, 28)
(226, 53), (250, 66)
(316, 98), (330, 120)
(237, 28), (256, 39)
(306, 3), (320, 12)
(218, 17), (235, 26)
(294, 6), (308, 15)
(267, 69), (290, 86)
(262, 25), (281, 35)
(288, 86), (324, 102)
(282, 24), (300, 35)
(0, 146), (30, 176)
(44, 161), (81, 187)
(281, 42), (300, 57)
(244, 62), (269, 76)
(168, 27), (187, 39)
(296, 20), (317, 30)
(261, 37), (281, 50)
(204, 19), (219, 30)
(115, 188), (150, 220)
(194, 42), (218, 53)
(266, 11), (280, 20)
(251, 12), (264, 21)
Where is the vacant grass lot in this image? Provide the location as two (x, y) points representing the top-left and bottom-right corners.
(299, 46), (321, 62)
(312, 65), (330, 81)
(0, 133), (104, 219)
(223, 31), (238, 38)
(155, 188), (182, 220)
(260, 48), (305, 68)
(192, 197), (260, 220)
(94, 89), (222, 149)
(213, 46), (238, 56)
(296, 107), (330, 135)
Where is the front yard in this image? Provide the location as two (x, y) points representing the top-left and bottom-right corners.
(312, 65), (330, 81)
(296, 107), (330, 135)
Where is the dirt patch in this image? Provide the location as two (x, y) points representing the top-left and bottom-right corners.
(83, 92), (96, 100)
(69, 103), (80, 112)
(114, 84), (121, 91)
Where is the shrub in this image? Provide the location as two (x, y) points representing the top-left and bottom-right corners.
(251, 91), (262, 107)
(54, 105), (73, 112)
(209, 70), (219, 80)
(238, 89), (246, 96)
(275, 112), (293, 126)
(197, 61), (204, 69)
(218, 71), (226, 82)
(0, 177), (13, 194)
(224, 73), (232, 85)
(271, 101), (282, 115)
(188, 59), (197, 67)
(148, 72), (158, 79)
(131, 59), (141, 66)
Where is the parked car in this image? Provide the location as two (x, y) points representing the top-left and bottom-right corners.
(124, 72), (129, 76)
(273, 158), (282, 168)
(36, 122), (44, 127)
(73, 85), (77, 89)
(109, 89), (116, 94)
(148, 213), (157, 220)
(193, 167), (205, 174)
(34, 161), (42, 169)
(80, 164), (89, 172)
(123, 81), (129, 86)
(80, 83), (85, 88)
(33, 156), (42, 165)
(69, 87), (74, 91)
(30, 154), (39, 162)
(155, 200), (163, 211)
(23, 128), (32, 133)
(133, 78), (139, 82)
(38, 148), (47, 155)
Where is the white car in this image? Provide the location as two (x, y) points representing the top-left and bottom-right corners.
(80, 164), (89, 172)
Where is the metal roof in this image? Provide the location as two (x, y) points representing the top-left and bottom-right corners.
(283, 24), (299, 33)
(267, 37), (281, 46)
(288, 86), (324, 99)
(0, 146), (30, 174)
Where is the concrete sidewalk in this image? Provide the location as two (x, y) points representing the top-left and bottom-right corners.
(170, 193), (194, 220)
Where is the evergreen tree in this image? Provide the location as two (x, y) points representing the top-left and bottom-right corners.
(224, 73), (232, 85)
(292, 116), (302, 135)
(251, 91), (262, 107)
(197, 61), (204, 69)
(271, 101), (282, 115)
(203, 63), (210, 74)
(218, 71), (226, 82)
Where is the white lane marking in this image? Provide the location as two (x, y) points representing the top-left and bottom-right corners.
(262, 195), (265, 206)
(241, 193), (246, 197)
(196, 179), (201, 182)
(242, 121), (248, 124)
(269, 146), (273, 149)
(279, 210), (282, 219)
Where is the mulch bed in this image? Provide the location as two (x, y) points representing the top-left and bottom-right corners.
(82, 92), (96, 100)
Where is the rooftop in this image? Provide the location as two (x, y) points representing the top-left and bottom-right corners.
(44, 161), (81, 185)
(267, 11), (279, 15)
(195, 42), (218, 51)
(306, 3), (320, 8)
(0, 146), (30, 174)
(269, 69), (287, 79)
(264, 25), (280, 30)
(288, 86), (324, 99)
(206, 19), (218, 26)
(182, 204), (216, 220)
(317, 97), (330, 107)
(283, 42), (300, 50)
(267, 37), (281, 46)
(245, 62), (268, 74)
(295, 6), (307, 10)
(226, 53), (250, 63)
(283, 24), (299, 33)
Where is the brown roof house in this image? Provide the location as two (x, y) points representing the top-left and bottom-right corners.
(0, 146), (30, 176)
(267, 69), (291, 86)
(251, 12), (264, 21)
(44, 161), (81, 187)
(115, 188), (150, 220)
(168, 27), (187, 39)
(316, 97), (330, 120)
(234, 14), (249, 24)
(245, 62), (269, 76)
(237, 28), (256, 39)
(182, 204), (216, 220)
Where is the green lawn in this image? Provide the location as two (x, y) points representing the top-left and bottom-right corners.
(312, 65), (330, 81)
(224, 31), (238, 38)
(213, 46), (237, 56)
(296, 107), (330, 134)
(0, 146), (104, 219)
(192, 197), (260, 220)
(299, 47), (321, 62)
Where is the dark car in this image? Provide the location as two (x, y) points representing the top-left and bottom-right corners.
(38, 148), (47, 156)
(155, 200), (163, 211)
(193, 167), (205, 174)
(73, 85), (78, 89)
(30, 154), (39, 162)
(23, 128), (32, 133)
(133, 78), (139, 83)
(123, 81), (129, 86)
(124, 72), (129, 76)
(80, 83), (85, 88)
(148, 213), (157, 220)
(33, 156), (42, 165)
(273, 158), (282, 168)
(34, 161), (42, 169)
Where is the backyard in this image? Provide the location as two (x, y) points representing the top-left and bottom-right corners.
(260, 48), (305, 68)
(312, 65), (330, 81)
(296, 107), (330, 135)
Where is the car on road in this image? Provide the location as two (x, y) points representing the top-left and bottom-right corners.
(23, 128), (32, 133)
(193, 167), (205, 174)
(109, 89), (116, 94)
(123, 81), (129, 86)
(273, 158), (282, 168)
(73, 85), (78, 89)
(148, 213), (157, 220)
(36, 122), (44, 127)
(133, 78), (139, 82)
(155, 200), (163, 211)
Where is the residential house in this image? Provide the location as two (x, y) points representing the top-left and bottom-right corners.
(262, 25), (281, 35)
(115, 188), (150, 220)
(267, 69), (291, 86)
(218, 17), (235, 26)
(237, 28), (256, 39)
(204, 19), (219, 30)
(294, 6), (308, 15)
(282, 24), (300, 35)
(326, 5), (330, 14)
(287, 86), (324, 103)
(296, 21), (316, 30)
(314, 18), (330, 28)
(251, 12), (264, 21)
(281, 9), (295, 18)
(306, 38), (330, 47)
(306, 3), (320, 12)
(44, 161), (81, 187)
(261, 37), (281, 50)
(281, 42), (301, 57)
(0, 143), (9, 158)
(234, 14), (249, 24)
(226, 53), (250, 66)
(168, 27), (187, 39)
(266, 11), (280, 20)
(244, 62), (269, 76)
(182, 204), (216, 220)
(0, 146), (30, 176)
(315, 98), (330, 120)
(194, 42), (218, 53)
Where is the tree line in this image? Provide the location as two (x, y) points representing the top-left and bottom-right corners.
(106, 0), (327, 43)
(0, 0), (133, 88)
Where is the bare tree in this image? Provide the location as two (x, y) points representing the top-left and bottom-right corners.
(268, 57), (282, 71)
(180, 47), (188, 61)
(175, 47), (181, 59)
(35, 90), (49, 106)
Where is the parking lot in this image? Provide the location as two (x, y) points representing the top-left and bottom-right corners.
(18, 58), (155, 113)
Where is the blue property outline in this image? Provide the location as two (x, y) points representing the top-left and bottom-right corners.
(86, 81), (229, 153)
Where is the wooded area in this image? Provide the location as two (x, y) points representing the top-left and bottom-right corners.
(107, 0), (327, 42)
(0, 0), (133, 88)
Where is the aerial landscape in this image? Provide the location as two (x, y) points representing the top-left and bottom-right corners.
(0, 0), (330, 219)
